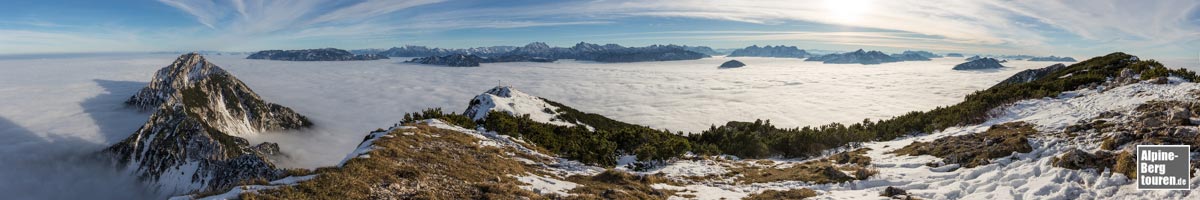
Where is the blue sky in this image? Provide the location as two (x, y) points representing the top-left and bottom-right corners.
(1, 0), (1198, 66)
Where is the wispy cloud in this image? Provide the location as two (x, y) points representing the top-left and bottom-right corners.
(157, 0), (225, 29)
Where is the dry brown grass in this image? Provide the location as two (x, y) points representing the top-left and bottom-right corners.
(891, 122), (1036, 168)
(562, 169), (677, 200)
(243, 124), (546, 200)
(1113, 150), (1137, 179)
(743, 188), (817, 200)
(725, 148), (873, 184)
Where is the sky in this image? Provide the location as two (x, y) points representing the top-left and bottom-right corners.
(0, 0), (1198, 66)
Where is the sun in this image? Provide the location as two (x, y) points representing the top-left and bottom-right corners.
(824, 0), (872, 22)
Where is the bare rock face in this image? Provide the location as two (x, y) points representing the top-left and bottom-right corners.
(106, 53), (311, 195)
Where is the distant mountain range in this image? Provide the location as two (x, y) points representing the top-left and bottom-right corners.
(356, 45), (517, 57)
(727, 45), (810, 58)
(358, 43), (720, 58)
(805, 49), (903, 64)
(723, 47), (943, 64)
(681, 46), (721, 56)
(404, 54), (557, 67)
(890, 51), (933, 61)
(892, 50), (936, 59)
(1028, 56), (1077, 62)
(404, 42), (710, 66)
(246, 48), (387, 61)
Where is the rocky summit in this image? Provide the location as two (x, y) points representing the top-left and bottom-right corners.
(106, 53), (311, 195)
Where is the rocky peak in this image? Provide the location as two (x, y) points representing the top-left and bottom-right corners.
(105, 53), (311, 196)
(127, 53), (222, 110)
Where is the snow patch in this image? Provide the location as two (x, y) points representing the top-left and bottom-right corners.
(515, 174), (579, 196)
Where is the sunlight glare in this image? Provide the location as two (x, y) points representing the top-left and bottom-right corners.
(824, 0), (872, 23)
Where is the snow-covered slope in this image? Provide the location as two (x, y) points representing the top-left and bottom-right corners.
(639, 78), (1200, 199)
(822, 80), (1200, 199)
(104, 53), (312, 196)
(464, 86), (589, 128)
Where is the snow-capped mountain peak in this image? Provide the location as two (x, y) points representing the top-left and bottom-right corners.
(104, 53), (311, 196)
(464, 86), (586, 128)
